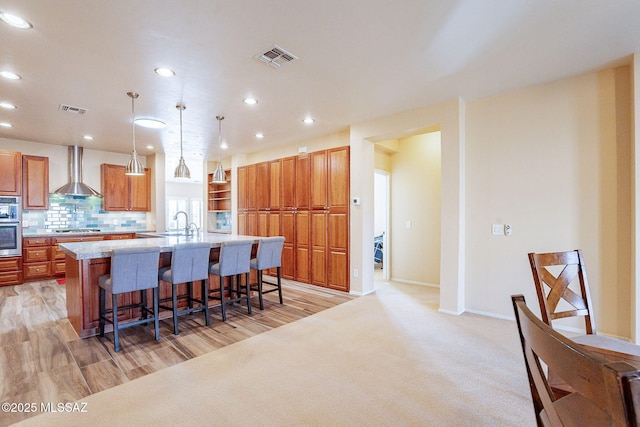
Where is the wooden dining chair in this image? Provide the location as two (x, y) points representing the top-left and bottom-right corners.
(528, 250), (640, 357)
(511, 295), (640, 426)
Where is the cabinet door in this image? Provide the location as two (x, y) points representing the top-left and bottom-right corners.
(237, 166), (247, 211)
(295, 210), (310, 283)
(101, 164), (127, 211)
(328, 208), (349, 291)
(256, 161), (270, 210)
(0, 150), (21, 196)
(22, 155), (49, 210)
(237, 212), (247, 235)
(128, 168), (151, 211)
(311, 150), (327, 210)
(328, 147), (349, 209)
(295, 155), (310, 210)
(246, 212), (258, 236)
(281, 156), (296, 210)
(281, 211), (295, 280)
(268, 211), (281, 237)
(247, 164), (257, 210)
(269, 159), (281, 210)
(311, 211), (327, 286)
(257, 211), (269, 237)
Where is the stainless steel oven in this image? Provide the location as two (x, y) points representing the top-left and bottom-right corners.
(0, 196), (21, 257)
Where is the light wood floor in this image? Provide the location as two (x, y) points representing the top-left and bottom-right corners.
(0, 278), (354, 426)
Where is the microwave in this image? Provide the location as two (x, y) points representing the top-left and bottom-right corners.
(0, 196), (20, 221)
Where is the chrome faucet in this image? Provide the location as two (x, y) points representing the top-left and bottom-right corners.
(173, 211), (190, 234)
(188, 222), (200, 234)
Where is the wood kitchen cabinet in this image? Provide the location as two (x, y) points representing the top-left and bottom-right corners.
(101, 163), (151, 211)
(22, 155), (49, 210)
(0, 150), (22, 196)
(23, 236), (51, 280)
(236, 146), (350, 291)
(0, 256), (23, 286)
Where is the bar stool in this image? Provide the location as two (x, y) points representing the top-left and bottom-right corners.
(158, 242), (212, 335)
(98, 246), (161, 352)
(208, 240), (253, 321)
(248, 236), (285, 310)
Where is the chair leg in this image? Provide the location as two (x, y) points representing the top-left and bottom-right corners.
(172, 282), (179, 335)
(277, 266), (283, 304)
(99, 287), (106, 337)
(202, 278), (210, 326)
(245, 272), (252, 314)
(220, 276), (227, 322)
(257, 270), (264, 310)
(141, 289), (148, 319)
(187, 281), (193, 311)
(153, 287), (160, 341)
(112, 294), (120, 352)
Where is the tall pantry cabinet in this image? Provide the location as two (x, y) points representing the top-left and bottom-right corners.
(237, 146), (350, 292)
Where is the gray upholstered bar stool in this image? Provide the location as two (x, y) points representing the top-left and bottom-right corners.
(158, 242), (212, 335)
(98, 246), (161, 352)
(248, 236), (285, 310)
(208, 240), (253, 321)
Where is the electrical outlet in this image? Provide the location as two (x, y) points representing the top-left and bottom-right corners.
(353, 268), (359, 278)
(113, 219), (118, 225)
(492, 224), (503, 235)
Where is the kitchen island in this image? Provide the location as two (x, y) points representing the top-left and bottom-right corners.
(59, 232), (263, 337)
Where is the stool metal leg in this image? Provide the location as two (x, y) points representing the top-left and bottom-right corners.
(257, 270), (264, 310)
(220, 276), (227, 322)
(99, 287), (106, 337)
(112, 294), (120, 352)
(153, 287), (160, 341)
(172, 283), (179, 335)
(277, 266), (283, 304)
(141, 289), (148, 319)
(202, 279), (210, 326)
(245, 272), (252, 314)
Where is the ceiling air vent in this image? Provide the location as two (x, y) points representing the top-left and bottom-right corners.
(58, 104), (88, 115)
(255, 45), (298, 68)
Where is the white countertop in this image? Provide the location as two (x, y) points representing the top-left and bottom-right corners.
(59, 232), (263, 260)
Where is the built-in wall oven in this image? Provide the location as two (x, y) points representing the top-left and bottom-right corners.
(0, 196), (21, 257)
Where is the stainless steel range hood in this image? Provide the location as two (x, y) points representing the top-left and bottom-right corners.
(52, 146), (102, 197)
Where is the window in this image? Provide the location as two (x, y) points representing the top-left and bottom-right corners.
(166, 197), (203, 231)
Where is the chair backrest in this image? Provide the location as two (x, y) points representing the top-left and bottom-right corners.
(528, 249), (596, 334)
(511, 295), (640, 426)
(170, 242), (212, 283)
(110, 246), (161, 294)
(254, 236), (285, 270)
(218, 240), (253, 277)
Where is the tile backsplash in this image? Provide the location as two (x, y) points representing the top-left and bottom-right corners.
(23, 194), (147, 234)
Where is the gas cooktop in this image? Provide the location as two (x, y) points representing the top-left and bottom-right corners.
(55, 229), (101, 233)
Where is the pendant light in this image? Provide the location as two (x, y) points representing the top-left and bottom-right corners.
(211, 115), (227, 183)
(174, 104), (191, 179)
(125, 91), (145, 175)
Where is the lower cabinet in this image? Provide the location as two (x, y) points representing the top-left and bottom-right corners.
(0, 256), (23, 286)
(23, 233), (136, 281)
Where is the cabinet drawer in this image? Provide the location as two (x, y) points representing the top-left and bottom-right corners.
(52, 260), (66, 276)
(23, 247), (49, 262)
(104, 233), (135, 240)
(0, 270), (23, 286)
(23, 237), (50, 247)
(51, 246), (65, 261)
(24, 262), (51, 279)
(0, 256), (22, 272)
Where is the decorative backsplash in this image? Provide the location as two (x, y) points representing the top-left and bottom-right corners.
(22, 194), (147, 234)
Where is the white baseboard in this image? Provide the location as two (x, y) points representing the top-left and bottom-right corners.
(439, 308), (464, 316)
(390, 277), (440, 289)
(464, 308), (514, 321)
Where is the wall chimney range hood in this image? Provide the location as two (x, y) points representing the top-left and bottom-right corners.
(52, 146), (102, 197)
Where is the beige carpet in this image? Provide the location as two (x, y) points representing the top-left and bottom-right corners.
(14, 282), (535, 426)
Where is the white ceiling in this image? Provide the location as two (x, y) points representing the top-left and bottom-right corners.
(1, 0), (640, 169)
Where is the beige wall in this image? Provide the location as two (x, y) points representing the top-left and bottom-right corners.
(388, 132), (441, 285)
(465, 66), (632, 338)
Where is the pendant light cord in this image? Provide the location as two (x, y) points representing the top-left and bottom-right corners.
(179, 105), (184, 158)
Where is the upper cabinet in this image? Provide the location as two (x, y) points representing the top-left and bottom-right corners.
(101, 163), (151, 211)
(22, 155), (49, 210)
(0, 150), (22, 196)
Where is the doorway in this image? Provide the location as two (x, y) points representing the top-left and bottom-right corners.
(374, 170), (389, 284)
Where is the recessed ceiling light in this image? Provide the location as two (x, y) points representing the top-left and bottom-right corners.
(0, 71), (21, 80)
(82, 135), (94, 140)
(134, 118), (166, 129)
(221, 142), (228, 150)
(0, 12), (33, 29)
(243, 98), (258, 105)
(303, 117), (315, 124)
(0, 102), (16, 109)
(154, 67), (175, 77)
(255, 132), (264, 138)
(145, 145), (154, 150)
(0, 122), (13, 128)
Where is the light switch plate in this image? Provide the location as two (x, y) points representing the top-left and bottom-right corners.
(492, 224), (503, 235)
